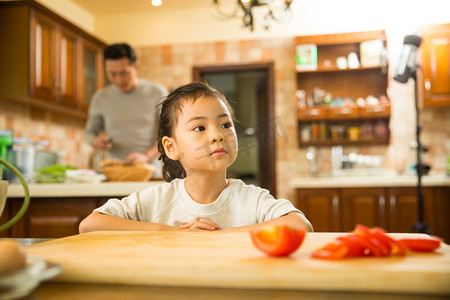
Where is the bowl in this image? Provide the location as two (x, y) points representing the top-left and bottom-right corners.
(101, 161), (155, 182)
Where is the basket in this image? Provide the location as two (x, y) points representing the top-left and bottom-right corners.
(101, 160), (155, 182)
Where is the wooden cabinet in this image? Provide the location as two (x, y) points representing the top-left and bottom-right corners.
(294, 30), (390, 147)
(7, 196), (109, 238)
(419, 23), (450, 107)
(340, 188), (387, 232)
(295, 186), (449, 243)
(0, 201), (11, 238)
(80, 39), (105, 112)
(386, 187), (435, 234)
(0, 1), (106, 118)
(296, 188), (340, 232)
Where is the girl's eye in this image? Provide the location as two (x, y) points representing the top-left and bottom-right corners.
(222, 122), (233, 129)
(193, 125), (206, 132)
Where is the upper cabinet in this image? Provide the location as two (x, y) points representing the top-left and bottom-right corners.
(419, 23), (450, 107)
(0, 1), (106, 118)
(294, 30), (390, 147)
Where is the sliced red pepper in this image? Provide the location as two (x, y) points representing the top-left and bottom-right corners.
(397, 237), (442, 252)
(353, 225), (386, 256)
(250, 225), (306, 257)
(371, 227), (406, 256)
(311, 239), (349, 259)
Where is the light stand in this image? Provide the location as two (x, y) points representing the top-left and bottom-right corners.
(394, 34), (432, 234)
(410, 69), (432, 234)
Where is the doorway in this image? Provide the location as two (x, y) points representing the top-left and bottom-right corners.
(193, 63), (276, 196)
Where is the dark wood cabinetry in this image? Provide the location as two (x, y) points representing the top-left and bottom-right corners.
(340, 188), (387, 231)
(295, 188), (340, 232)
(419, 23), (450, 107)
(0, 0), (106, 118)
(3, 196), (108, 238)
(295, 30), (390, 147)
(296, 186), (449, 243)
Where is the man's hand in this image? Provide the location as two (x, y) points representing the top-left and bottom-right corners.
(125, 152), (150, 164)
(91, 134), (112, 151)
(179, 218), (218, 231)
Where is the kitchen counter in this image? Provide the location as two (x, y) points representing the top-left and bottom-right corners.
(290, 173), (450, 189)
(6, 180), (165, 198)
(5, 174), (449, 198)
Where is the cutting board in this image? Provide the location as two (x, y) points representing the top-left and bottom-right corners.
(26, 231), (450, 295)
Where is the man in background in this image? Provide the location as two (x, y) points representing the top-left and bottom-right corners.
(85, 43), (168, 167)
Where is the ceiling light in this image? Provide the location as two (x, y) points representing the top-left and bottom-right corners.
(151, 0), (162, 7)
(213, 0), (294, 31)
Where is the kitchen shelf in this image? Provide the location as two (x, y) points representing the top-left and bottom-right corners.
(296, 65), (384, 74)
(295, 30), (390, 148)
(300, 137), (389, 148)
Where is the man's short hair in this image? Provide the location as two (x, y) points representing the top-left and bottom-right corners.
(104, 43), (137, 64)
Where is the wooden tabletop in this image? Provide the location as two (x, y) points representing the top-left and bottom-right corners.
(25, 231), (450, 296)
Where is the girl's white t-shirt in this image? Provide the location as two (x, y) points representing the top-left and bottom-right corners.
(94, 178), (302, 229)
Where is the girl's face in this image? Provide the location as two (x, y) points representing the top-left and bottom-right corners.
(164, 96), (238, 176)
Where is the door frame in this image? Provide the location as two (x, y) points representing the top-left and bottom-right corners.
(193, 62), (276, 196)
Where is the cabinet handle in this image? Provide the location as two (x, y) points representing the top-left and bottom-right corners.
(424, 79), (431, 97)
(389, 195), (396, 214)
(332, 195), (339, 216)
(378, 195), (385, 216)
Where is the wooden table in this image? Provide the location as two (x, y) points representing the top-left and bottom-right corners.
(22, 231), (450, 297)
(22, 282), (450, 300)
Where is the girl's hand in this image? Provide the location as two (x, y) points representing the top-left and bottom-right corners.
(179, 218), (218, 231)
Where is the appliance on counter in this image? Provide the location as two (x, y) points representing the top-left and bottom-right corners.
(3, 137), (64, 183)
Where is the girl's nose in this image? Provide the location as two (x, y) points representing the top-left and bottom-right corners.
(210, 132), (224, 144)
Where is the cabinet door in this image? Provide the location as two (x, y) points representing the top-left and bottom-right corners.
(80, 39), (105, 112)
(340, 188), (387, 232)
(0, 201), (11, 238)
(10, 197), (97, 238)
(433, 187), (450, 243)
(296, 188), (340, 232)
(387, 187), (435, 233)
(58, 25), (79, 108)
(420, 23), (450, 107)
(32, 10), (57, 103)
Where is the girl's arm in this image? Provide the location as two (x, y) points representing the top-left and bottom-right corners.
(222, 212), (314, 233)
(79, 211), (180, 233)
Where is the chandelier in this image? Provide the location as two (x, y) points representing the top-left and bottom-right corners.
(213, 0), (294, 31)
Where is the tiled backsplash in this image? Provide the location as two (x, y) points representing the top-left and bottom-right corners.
(1, 37), (448, 199)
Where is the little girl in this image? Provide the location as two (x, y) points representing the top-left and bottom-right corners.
(79, 82), (312, 233)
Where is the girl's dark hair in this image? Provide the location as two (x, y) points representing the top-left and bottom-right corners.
(157, 81), (234, 182)
(103, 43), (137, 64)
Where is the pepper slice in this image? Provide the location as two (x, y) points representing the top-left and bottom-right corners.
(311, 224), (439, 259)
(371, 227), (406, 256)
(250, 225), (306, 257)
(397, 237), (442, 252)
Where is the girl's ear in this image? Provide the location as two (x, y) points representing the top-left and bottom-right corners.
(162, 136), (179, 160)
